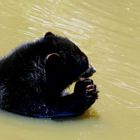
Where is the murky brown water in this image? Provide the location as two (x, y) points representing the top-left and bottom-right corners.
(0, 0), (140, 140)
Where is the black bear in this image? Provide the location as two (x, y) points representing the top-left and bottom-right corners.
(0, 32), (99, 118)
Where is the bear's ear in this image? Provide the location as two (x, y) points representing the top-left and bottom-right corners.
(45, 53), (60, 61)
(44, 32), (55, 38)
(44, 53), (64, 68)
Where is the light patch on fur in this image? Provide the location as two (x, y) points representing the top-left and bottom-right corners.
(0, 84), (6, 106)
(23, 57), (46, 94)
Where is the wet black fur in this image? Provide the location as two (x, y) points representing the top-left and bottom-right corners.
(0, 32), (98, 118)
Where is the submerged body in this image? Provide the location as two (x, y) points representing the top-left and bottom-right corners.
(0, 32), (98, 118)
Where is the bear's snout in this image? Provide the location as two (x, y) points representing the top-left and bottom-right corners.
(80, 65), (96, 78)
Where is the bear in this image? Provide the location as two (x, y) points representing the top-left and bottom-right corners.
(0, 32), (99, 119)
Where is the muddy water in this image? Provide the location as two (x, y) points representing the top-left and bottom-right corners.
(0, 0), (140, 140)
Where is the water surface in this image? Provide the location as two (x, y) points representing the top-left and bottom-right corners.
(0, 0), (140, 140)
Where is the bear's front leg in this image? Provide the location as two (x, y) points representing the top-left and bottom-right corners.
(51, 79), (99, 118)
(72, 78), (99, 111)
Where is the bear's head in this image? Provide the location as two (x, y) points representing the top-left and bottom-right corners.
(41, 32), (96, 92)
